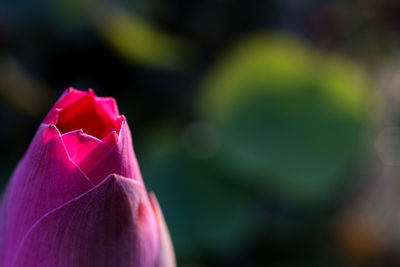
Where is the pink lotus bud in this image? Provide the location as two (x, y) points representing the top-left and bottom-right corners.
(0, 88), (175, 267)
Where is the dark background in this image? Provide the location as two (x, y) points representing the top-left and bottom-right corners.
(1, 0), (400, 266)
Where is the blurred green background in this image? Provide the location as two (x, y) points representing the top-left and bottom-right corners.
(1, 0), (400, 266)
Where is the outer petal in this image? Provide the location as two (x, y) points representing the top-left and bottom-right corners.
(12, 174), (160, 267)
(86, 117), (143, 185)
(150, 193), (176, 267)
(0, 124), (94, 266)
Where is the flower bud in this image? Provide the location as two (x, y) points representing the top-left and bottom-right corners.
(0, 88), (175, 267)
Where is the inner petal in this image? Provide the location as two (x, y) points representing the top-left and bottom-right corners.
(62, 131), (111, 174)
(56, 93), (118, 140)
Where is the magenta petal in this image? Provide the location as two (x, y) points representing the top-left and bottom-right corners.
(54, 87), (89, 109)
(0, 124), (94, 266)
(12, 174), (160, 267)
(102, 130), (119, 147)
(150, 193), (176, 267)
(87, 117), (143, 185)
(43, 88), (87, 124)
(56, 92), (118, 139)
(61, 130), (111, 175)
(44, 88), (121, 141)
(95, 96), (120, 121)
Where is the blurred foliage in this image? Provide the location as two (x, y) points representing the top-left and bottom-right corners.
(91, 4), (194, 70)
(142, 125), (254, 256)
(199, 34), (372, 204)
(0, 55), (53, 116)
(141, 34), (374, 264)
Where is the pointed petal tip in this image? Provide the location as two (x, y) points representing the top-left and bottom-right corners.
(43, 107), (60, 124)
(60, 87), (85, 101)
(65, 87), (75, 93)
(62, 128), (104, 143)
(105, 173), (143, 188)
(48, 124), (57, 131)
(102, 130), (119, 147)
(42, 124), (61, 143)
